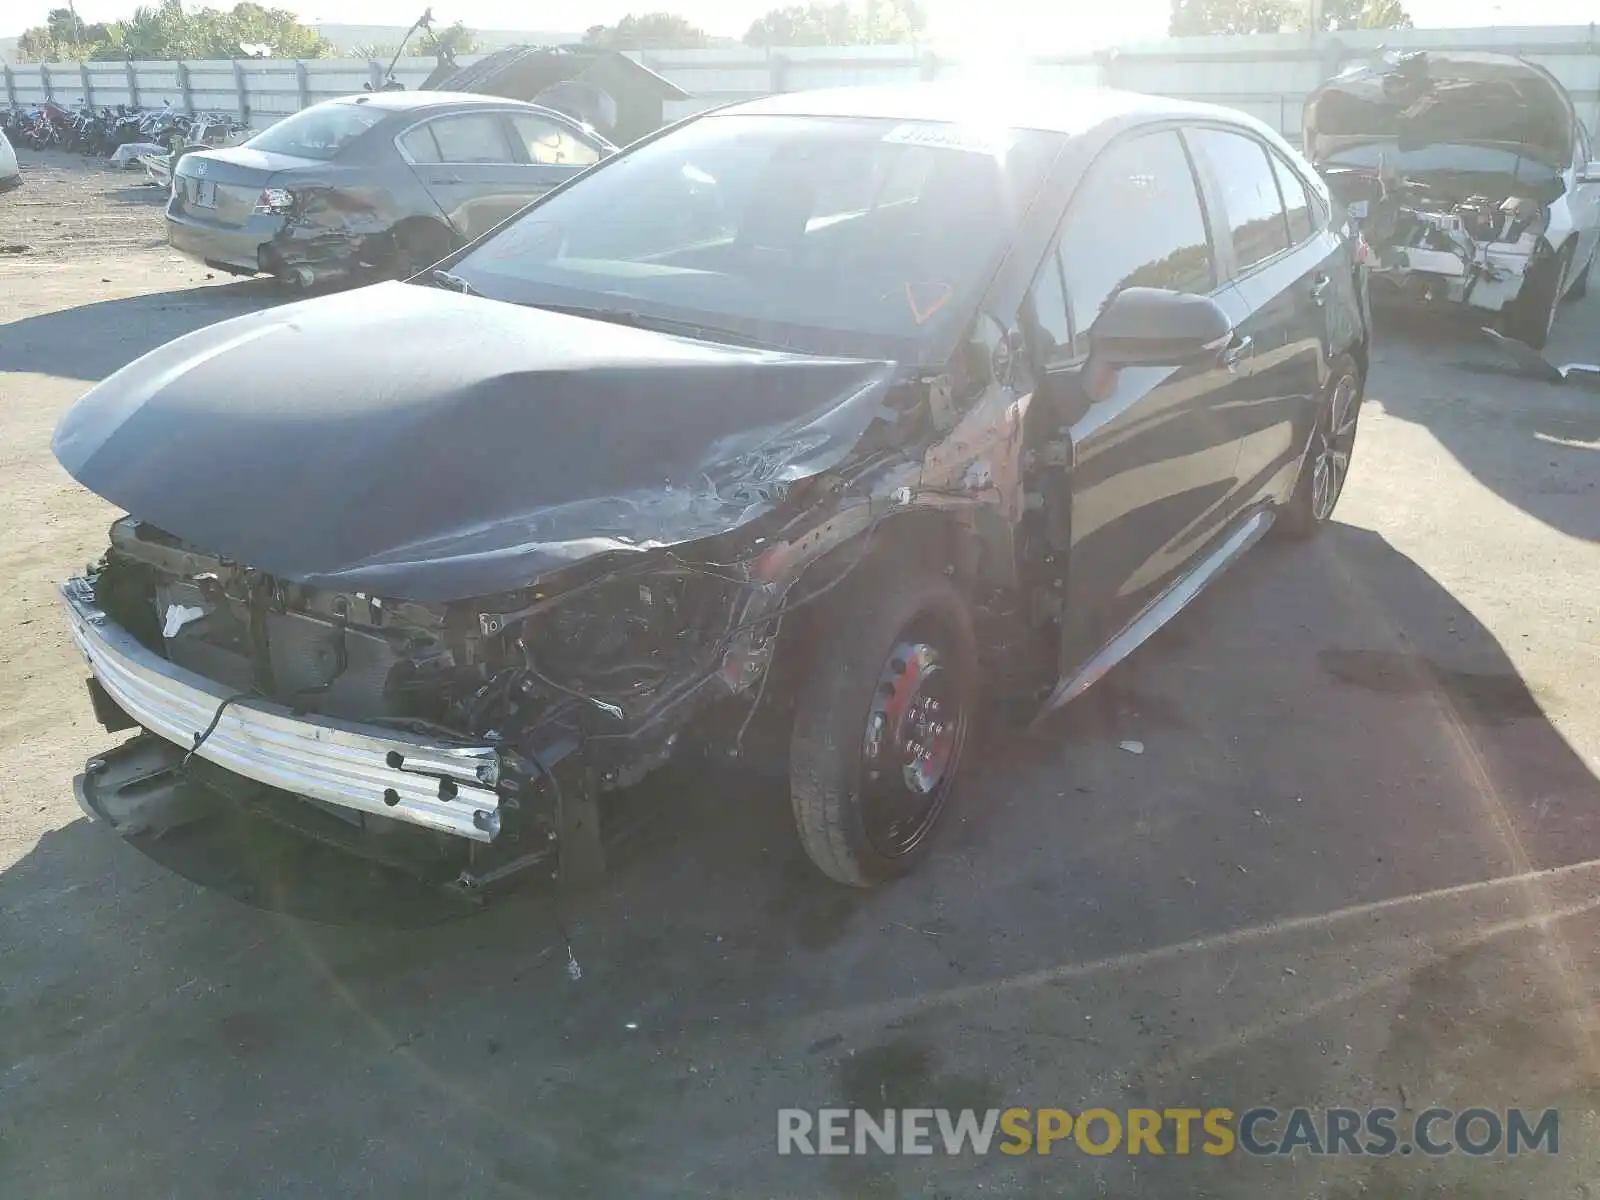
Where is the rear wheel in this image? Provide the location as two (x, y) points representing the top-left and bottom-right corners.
(390, 221), (455, 280)
(1281, 354), (1361, 538)
(789, 561), (978, 887)
(1504, 242), (1571, 349)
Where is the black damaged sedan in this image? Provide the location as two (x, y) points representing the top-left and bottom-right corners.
(58, 83), (1371, 893)
(167, 91), (613, 289)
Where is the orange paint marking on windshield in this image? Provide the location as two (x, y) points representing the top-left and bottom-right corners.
(905, 281), (954, 325)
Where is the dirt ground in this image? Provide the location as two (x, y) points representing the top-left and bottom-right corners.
(3, 149), (1600, 1199)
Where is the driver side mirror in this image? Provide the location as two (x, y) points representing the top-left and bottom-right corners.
(1088, 287), (1234, 369)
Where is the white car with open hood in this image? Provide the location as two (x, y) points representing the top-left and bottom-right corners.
(1306, 50), (1600, 348)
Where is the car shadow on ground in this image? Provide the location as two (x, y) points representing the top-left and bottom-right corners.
(1372, 297), (1600, 542)
(106, 180), (170, 205)
(5, 523), (1599, 1197)
(1, 278), (285, 383)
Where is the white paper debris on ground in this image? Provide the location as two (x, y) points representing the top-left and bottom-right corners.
(1119, 740), (1144, 755)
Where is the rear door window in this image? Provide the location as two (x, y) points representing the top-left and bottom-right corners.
(1051, 129), (1215, 359)
(1188, 129), (1292, 273)
(428, 114), (515, 164)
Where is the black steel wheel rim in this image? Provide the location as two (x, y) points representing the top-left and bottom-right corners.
(858, 629), (968, 859)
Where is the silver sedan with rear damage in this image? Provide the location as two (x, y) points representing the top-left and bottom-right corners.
(168, 91), (612, 289)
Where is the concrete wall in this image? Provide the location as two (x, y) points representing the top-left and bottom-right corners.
(4, 25), (1598, 146)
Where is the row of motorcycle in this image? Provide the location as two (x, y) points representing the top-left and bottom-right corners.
(2, 102), (246, 156)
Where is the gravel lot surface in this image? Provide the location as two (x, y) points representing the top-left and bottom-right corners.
(3, 149), (1600, 1199)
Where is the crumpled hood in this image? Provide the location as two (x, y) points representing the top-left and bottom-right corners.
(54, 282), (898, 600)
(1305, 51), (1575, 171)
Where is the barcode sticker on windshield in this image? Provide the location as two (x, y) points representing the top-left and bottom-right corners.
(882, 123), (1010, 157)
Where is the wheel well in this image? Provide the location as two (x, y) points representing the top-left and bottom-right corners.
(385, 216), (455, 261)
(1348, 336), (1370, 399)
(764, 510), (972, 662)
(738, 510), (977, 760)
(867, 510), (977, 579)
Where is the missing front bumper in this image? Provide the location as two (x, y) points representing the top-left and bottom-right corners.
(60, 577), (504, 844)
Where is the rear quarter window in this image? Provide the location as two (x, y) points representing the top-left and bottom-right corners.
(511, 113), (601, 167)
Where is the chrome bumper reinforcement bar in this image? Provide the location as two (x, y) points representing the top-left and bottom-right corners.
(61, 577), (503, 842)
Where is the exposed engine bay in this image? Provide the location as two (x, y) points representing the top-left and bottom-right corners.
(71, 519), (756, 891)
(1322, 163), (1553, 310)
(98, 515), (747, 737)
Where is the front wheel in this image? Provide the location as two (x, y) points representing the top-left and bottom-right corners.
(789, 560), (978, 887)
(1281, 354), (1362, 538)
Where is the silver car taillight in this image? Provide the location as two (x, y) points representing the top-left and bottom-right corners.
(254, 187), (294, 214)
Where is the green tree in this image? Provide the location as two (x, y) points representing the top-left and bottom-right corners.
(15, 30), (67, 61)
(744, 0), (926, 45)
(16, 9), (84, 60)
(15, 1), (334, 62)
(1365, 0), (1412, 26)
(418, 20), (480, 59)
(1168, 0), (1295, 36)
(1169, 0), (1410, 36)
(47, 7), (86, 42)
(581, 13), (711, 50)
(221, 2), (333, 57)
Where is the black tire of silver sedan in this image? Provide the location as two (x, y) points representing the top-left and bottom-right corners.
(391, 221), (455, 281)
(789, 561), (978, 887)
(1504, 242), (1571, 350)
(1281, 354), (1361, 538)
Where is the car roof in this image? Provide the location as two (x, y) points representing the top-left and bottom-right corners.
(718, 82), (1264, 138)
(327, 90), (547, 114)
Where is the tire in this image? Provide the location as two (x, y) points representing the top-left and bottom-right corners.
(789, 559), (979, 887)
(1569, 244), (1592, 300)
(1504, 243), (1571, 349)
(390, 221), (455, 280)
(1280, 354), (1362, 539)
